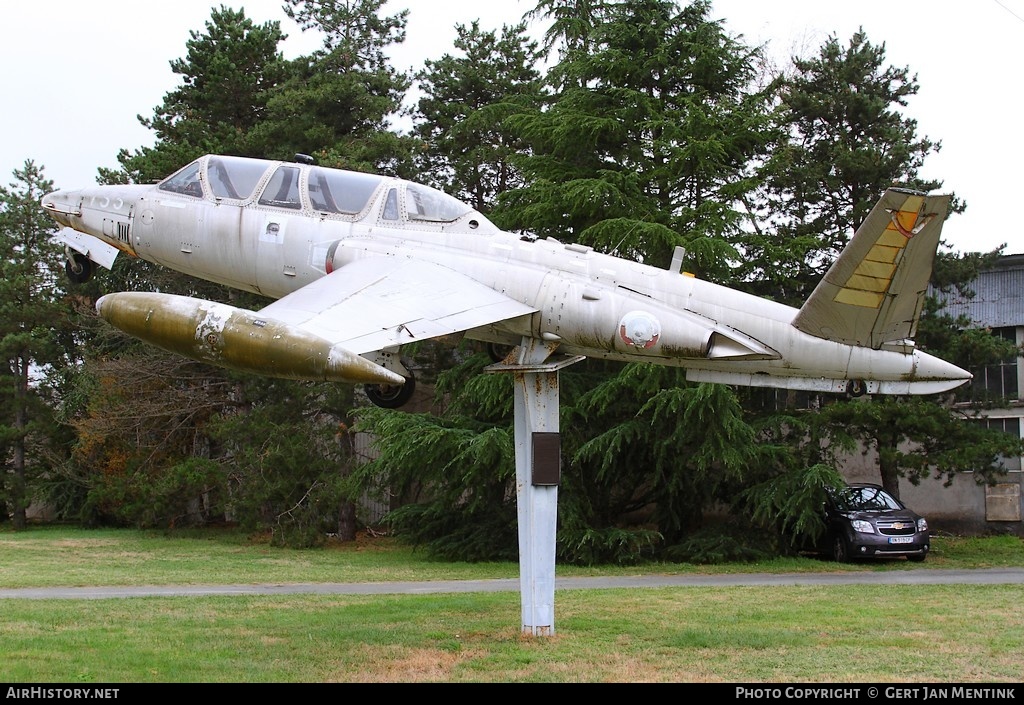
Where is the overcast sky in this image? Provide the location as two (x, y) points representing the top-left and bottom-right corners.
(4, 0), (1022, 255)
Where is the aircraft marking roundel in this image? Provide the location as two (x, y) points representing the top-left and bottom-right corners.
(619, 311), (661, 349)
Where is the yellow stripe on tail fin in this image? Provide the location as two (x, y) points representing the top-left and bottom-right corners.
(792, 188), (950, 349)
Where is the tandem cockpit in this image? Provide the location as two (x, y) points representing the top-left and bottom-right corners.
(41, 154), (498, 287)
(158, 154), (486, 228)
(41, 153), (974, 409)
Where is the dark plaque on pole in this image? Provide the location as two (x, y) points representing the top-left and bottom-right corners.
(531, 432), (561, 486)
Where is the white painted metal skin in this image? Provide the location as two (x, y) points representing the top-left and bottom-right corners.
(40, 154), (971, 396)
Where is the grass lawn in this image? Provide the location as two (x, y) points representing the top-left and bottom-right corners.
(1, 527), (1022, 682)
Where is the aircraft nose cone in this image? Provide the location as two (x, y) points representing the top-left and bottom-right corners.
(40, 189), (81, 227)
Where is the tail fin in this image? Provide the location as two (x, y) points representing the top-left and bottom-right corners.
(792, 188), (950, 350)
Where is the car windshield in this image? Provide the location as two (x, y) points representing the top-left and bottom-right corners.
(832, 486), (903, 511)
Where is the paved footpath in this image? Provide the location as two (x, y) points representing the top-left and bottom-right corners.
(2, 567), (1022, 599)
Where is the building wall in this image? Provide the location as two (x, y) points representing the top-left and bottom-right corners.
(869, 255), (1024, 535)
(843, 448), (1022, 536)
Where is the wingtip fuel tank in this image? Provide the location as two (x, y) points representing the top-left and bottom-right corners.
(96, 292), (404, 386)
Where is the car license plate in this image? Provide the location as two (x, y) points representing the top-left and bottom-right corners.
(889, 536), (913, 544)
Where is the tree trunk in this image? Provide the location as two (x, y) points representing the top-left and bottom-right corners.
(878, 437), (901, 501)
(337, 499), (357, 542)
(12, 355), (28, 530)
(336, 421), (359, 542)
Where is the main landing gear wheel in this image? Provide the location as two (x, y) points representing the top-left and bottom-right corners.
(846, 379), (867, 398)
(365, 371), (416, 409)
(487, 342), (516, 363)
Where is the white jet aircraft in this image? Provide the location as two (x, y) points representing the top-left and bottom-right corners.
(40, 154), (971, 407)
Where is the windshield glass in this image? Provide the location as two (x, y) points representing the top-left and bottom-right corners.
(832, 486), (903, 512)
(158, 161), (203, 197)
(405, 183), (472, 222)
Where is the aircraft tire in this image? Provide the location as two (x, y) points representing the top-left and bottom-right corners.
(65, 253), (94, 284)
(365, 371), (416, 408)
(487, 342), (516, 363)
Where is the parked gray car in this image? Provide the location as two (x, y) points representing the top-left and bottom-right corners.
(822, 483), (930, 563)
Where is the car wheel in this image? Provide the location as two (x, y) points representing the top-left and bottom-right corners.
(832, 535), (852, 563)
(908, 553), (926, 563)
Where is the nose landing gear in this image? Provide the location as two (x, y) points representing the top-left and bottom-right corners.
(65, 250), (94, 284)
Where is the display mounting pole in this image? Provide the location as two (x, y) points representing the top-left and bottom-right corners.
(486, 338), (584, 636)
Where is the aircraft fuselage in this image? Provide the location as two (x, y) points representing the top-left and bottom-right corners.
(41, 154), (971, 397)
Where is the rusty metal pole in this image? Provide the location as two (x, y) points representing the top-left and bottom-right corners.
(487, 338), (583, 636)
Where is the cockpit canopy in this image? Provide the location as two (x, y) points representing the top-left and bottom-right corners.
(157, 154), (475, 224)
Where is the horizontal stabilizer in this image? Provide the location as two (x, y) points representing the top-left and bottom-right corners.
(686, 366), (969, 396)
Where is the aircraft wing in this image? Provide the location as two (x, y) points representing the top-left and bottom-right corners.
(256, 256), (537, 354)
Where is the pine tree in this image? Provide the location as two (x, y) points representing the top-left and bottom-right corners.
(255, 0), (414, 171)
(109, 6), (289, 184)
(499, 0), (772, 279)
(411, 20), (545, 212)
(741, 29), (953, 303)
(348, 0), (781, 562)
(746, 29), (1021, 500)
(0, 162), (72, 528)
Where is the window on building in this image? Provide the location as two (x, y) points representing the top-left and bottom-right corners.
(977, 417), (1022, 471)
(733, 386), (835, 414)
(966, 327), (1019, 403)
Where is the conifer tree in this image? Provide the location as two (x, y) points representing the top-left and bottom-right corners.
(744, 29), (1022, 501)
(411, 20), (545, 212)
(0, 162), (72, 528)
(740, 30), (952, 303)
(109, 6), (289, 184)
